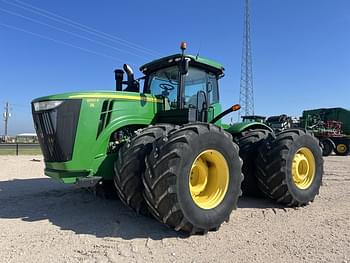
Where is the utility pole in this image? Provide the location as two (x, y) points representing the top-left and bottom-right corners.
(3, 102), (11, 136)
(239, 0), (255, 119)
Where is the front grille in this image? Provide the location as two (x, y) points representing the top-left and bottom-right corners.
(32, 99), (82, 162)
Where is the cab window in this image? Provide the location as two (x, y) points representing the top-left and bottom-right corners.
(207, 73), (219, 104)
(184, 68), (207, 108)
(147, 66), (178, 107)
(184, 69), (219, 109)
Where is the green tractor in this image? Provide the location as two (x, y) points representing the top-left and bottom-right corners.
(32, 43), (323, 234)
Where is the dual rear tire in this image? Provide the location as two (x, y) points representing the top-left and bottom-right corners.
(256, 129), (323, 206)
(238, 129), (271, 196)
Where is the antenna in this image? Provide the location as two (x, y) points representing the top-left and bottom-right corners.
(239, 0), (255, 120)
(196, 41), (202, 59)
(196, 50), (200, 60)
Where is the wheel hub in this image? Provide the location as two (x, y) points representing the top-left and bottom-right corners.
(336, 144), (347, 154)
(190, 158), (209, 195)
(292, 147), (316, 190)
(189, 150), (229, 210)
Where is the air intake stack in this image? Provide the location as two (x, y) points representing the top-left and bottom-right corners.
(114, 69), (124, 91)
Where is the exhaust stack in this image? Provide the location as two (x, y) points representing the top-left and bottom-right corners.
(123, 64), (135, 88)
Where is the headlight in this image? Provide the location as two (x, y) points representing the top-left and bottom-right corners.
(33, 100), (63, 111)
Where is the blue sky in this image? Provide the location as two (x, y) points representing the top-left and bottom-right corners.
(1, 0), (349, 135)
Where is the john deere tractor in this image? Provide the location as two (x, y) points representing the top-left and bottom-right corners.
(32, 43), (323, 234)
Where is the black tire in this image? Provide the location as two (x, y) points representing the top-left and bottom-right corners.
(334, 142), (350, 156)
(114, 124), (174, 215)
(321, 139), (333, 156)
(143, 123), (243, 234)
(238, 129), (272, 196)
(256, 129), (323, 206)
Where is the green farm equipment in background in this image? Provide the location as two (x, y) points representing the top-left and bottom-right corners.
(301, 108), (350, 156)
(31, 43), (323, 234)
(257, 108), (350, 157)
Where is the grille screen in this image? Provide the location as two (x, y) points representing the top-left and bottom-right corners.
(32, 100), (82, 162)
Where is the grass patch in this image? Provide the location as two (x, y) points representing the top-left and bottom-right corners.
(0, 145), (42, 155)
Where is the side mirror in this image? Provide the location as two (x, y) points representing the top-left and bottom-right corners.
(179, 58), (190, 75)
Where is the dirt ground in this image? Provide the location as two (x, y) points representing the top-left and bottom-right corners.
(0, 155), (349, 263)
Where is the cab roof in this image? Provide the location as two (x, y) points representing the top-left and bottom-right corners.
(139, 54), (225, 77)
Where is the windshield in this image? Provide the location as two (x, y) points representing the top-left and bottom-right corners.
(147, 66), (219, 109)
(147, 66), (179, 108)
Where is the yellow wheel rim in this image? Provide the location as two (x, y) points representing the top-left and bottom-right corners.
(292, 147), (316, 190)
(336, 144), (347, 154)
(189, 149), (229, 210)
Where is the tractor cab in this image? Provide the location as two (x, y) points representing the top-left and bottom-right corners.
(114, 43), (225, 124)
(242, 115), (266, 123)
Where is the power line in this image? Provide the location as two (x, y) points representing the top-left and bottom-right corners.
(0, 7), (148, 61)
(0, 21), (134, 64)
(10, 103), (29, 108)
(2, 0), (161, 57)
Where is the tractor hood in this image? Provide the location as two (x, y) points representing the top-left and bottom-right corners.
(31, 89), (164, 183)
(32, 90), (162, 104)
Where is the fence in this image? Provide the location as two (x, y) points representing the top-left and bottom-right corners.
(0, 143), (42, 155)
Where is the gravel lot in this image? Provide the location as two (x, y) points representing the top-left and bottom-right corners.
(0, 155), (349, 263)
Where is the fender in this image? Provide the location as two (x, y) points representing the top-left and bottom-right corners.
(225, 121), (273, 135)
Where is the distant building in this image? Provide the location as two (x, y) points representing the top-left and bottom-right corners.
(0, 135), (15, 143)
(16, 133), (38, 143)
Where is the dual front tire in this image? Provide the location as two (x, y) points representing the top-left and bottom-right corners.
(113, 124), (174, 215)
(143, 123), (243, 234)
(114, 123), (243, 234)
